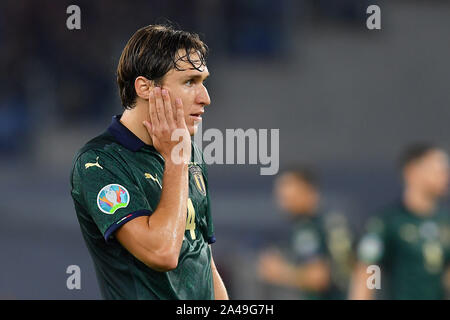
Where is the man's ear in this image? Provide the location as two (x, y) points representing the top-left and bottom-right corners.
(135, 76), (153, 100)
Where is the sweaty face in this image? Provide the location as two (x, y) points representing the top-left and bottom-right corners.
(160, 50), (211, 136)
(408, 150), (450, 197)
(274, 173), (319, 215)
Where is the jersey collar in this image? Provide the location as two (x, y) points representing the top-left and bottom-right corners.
(107, 114), (146, 152)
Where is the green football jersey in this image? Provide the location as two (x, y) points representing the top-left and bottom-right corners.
(287, 215), (328, 300)
(357, 202), (450, 299)
(70, 115), (215, 300)
(290, 213), (354, 300)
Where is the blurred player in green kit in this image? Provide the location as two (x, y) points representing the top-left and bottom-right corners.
(258, 167), (354, 299)
(350, 143), (450, 299)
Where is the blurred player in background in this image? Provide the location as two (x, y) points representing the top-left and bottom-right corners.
(70, 25), (228, 300)
(350, 143), (450, 299)
(258, 166), (354, 299)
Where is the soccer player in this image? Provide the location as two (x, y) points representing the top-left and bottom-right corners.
(70, 25), (228, 300)
(350, 144), (450, 299)
(258, 167), (353, 299)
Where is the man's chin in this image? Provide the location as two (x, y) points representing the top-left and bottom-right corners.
(189, 124), (199, 136)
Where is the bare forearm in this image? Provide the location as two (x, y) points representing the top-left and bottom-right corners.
(349, 263), (374, 300)
(213, 269), (228, 300)
(116, 87), (192, 272)
(211, 255), (229, 300)
(146, 161), (189, 255)
(277, 260), (330, 292)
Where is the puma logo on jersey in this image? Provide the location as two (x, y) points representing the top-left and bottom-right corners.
(85, 157), (103, 170)
(145, 172), (162, 189)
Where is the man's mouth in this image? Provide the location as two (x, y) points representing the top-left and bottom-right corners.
(189, 111), (204, 121)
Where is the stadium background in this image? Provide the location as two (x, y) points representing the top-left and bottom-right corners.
(1, 0), (450, 299)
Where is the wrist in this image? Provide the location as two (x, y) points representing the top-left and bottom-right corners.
(161, 144), (191, 165)
(164, 158), (190, 169)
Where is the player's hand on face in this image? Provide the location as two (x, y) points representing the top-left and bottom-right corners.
(143, 87), (191, 164)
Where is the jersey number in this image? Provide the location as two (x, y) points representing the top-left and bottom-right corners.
(186, 198), (196, 240)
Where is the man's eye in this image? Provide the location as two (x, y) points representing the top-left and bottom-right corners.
(185, 79), (193, 87)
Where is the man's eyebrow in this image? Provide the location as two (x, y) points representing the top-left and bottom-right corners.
(182, 72), (210, 80)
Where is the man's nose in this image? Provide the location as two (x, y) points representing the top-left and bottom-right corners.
(196, 85), (211, 106)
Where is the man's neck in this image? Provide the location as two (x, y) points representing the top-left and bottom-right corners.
(403, 186), (436, 217)
(120, 105), (153, 146)
(290, 207), (317, 218)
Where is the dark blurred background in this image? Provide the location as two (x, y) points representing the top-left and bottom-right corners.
(1, 0), (449, 299)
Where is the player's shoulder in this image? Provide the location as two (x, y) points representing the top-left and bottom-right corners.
(436, 205), (450, 216)
(70, 130), (131, 187)
(364, 202), (405, 234)
(434, 206), (450, 224)
(72, 131), (119, 169)
(376, 201), (405, 220)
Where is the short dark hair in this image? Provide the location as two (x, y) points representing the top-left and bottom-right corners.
(281, 165), (319, 189)
(117, 24), (208, 109)
(399, 143), (439, 169)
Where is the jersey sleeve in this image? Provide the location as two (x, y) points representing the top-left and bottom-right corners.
(357, 216), (387, 265)
(195, 143), (215, 244)
(72, 149), (155, 242)
(203, 163), (215, 244)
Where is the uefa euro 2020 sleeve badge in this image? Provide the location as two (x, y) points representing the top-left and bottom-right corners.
(97, 184), (130, 214)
